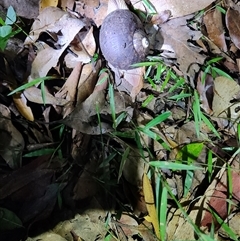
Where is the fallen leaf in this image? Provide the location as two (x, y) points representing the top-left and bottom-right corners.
(212, 76), (240, 131)
(196, 72), (214, 114)
(143, 173), (160, 239)
(77, 60), (102, 104)
(226, 8), (240, 49)
(131, 0), (215, 19)
(114, 66), (145, 99)
(25, 7), (86, 80)
(13, 93), (34, 121)
(75, 0), (108, 27)
(201, 158), (240, 229)
(160, 15), (206, 77)
(62, 90), (133, 134)
(39, 0), (58, 10)
(24, 86), (69, 106)
(203, 8), (227, 51)
(55, 62), (82, 117)
(0, 104), (25, 169)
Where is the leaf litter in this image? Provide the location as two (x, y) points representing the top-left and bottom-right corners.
(1, 0), (240, 240)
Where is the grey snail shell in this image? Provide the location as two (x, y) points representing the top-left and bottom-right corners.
(99, 9), (149, 70)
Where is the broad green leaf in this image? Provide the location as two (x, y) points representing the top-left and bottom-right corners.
(176, 142), (204, 164)
(0, 25), (12, 37)
(23, 148), (55, 157)
(5, 6), (16, 25)
(0, 207), (23, 230)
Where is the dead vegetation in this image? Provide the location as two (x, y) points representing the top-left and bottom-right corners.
(1, 0), (240, 241)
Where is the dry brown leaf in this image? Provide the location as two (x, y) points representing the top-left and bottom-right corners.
(39, 0), (58, 10)
(114, 67), (145, 99)
(62, 90), (132, 134)
(131, 0), (215, 19)
(201, 160), (240, 229)
(196, 72), (214, 115)
(0, 104), (25, 169)
(13, 93), (34, 121)
(75, 0), (108, 27)
(77, 60), (102, 104)
(212, 76), (240, 131)
(203, 8), (227, 51)
(55, 62), (82, 117)
(123, 148), (148, 187)
(143, 173), (160, 239)
(168, 157), (240, 240)
(57, 62), (82, 102)
(226, 8), (240, 49)
(64, 27), (96, 69)
(81, 26), (96, 57)
(25, 7), (86, 80)
(160, 15), (206, 77)
(24, 86), (69, 106)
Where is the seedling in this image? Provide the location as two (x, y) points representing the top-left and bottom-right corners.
(0, 6), (21, 51)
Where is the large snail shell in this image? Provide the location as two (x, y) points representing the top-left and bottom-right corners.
(99, 9), (149, 70)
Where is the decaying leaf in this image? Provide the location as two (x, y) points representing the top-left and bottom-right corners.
(131, 0), (215, 19)
(77, 60), (102, 104)
(143, 173), (160, 239)
(24, 7), (90, 81)
(226, 8), (240, 50)
(0, 104), (25, 169)
(168, 156), (240, 240)
(39, 0), (58, 10)
(75, 0), (108, 27)
(24, 86), (69, 106)
(13, 93), (34, 121)
(212, 76), (240, 131)
(203, 8), (227, 51)
(114, 66), (145, 99)
(62, 89), (133, 134)
(160, 15), (206, 77)
(196, 72), (214, 115)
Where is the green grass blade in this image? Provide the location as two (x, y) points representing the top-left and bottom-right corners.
(193, 90), (201, 137)
(142, 94), (154, 107)
(160, 186), (167, 241)
(149, 161), (204, 171)
(108, 83), (116, 129)
(200, 112), (220, 138)
(117, 146), (130, 183)
(8, 76), (57, 95)
(144, 111), (171, 129)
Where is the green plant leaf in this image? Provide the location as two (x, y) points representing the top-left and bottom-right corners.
(117, 146), (130, 182)
(193, 90), (201, 137)
(8, 76), (57, 95)
(142, 94), (154, 107)
(23, 148), (55, 157)
(144, 111), (171, 129)
(150, 161), (203, 170)
(159, 186), (167, 241)
(200, 112), (220, 138)
(5, 6), (16, 25)
(0, 207), (23, 230)
(176, 142), (204, 164)
(0, 25), (12, 37)
(210, 208), (238, 241)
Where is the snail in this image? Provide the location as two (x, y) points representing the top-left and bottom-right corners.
(99, 9), (149, 70)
